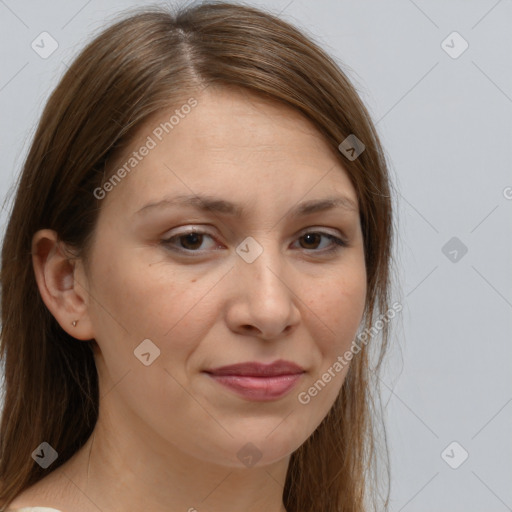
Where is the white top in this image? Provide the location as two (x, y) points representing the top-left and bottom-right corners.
(8, 508), (63, 512)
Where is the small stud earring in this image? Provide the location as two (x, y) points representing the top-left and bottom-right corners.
(72, 320), (78, 327)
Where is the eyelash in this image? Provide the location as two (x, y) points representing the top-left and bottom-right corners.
(160, 228), (348, 256)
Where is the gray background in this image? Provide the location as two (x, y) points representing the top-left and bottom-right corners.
(1, 1), (511, 510)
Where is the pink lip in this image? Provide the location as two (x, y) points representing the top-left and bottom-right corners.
(204, 360), (305, 401)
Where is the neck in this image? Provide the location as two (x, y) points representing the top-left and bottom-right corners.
(57, 395), (289, 512)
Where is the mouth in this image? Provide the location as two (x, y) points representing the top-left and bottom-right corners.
(203, 360), (305, 401)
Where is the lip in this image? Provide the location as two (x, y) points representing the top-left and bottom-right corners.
(204, 360), (305, 401)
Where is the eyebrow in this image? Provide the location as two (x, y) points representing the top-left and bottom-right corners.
(134, 193), (358, 218)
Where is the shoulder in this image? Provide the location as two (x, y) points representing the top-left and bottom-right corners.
(5, 467), (81, 512)
(5, 470), (70, 512)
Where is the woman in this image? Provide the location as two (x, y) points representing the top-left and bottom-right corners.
(0, 2), (396, 511)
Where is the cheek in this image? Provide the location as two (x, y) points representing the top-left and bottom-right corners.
(87, 245), (223, 369)
(293, 268), (366, 424)
(306, 265), (367, 357)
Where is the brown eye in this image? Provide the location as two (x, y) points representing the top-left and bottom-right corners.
(299, 233), (322, 250)
(178, 232), (204, 250)
(294, 231), (347, 254)
(161, 230), (219, 253)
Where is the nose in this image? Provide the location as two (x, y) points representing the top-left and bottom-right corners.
(225, 240), (300, 340)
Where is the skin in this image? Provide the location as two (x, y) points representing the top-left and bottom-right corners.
(21, 86), (367, 512)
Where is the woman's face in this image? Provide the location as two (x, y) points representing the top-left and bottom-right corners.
(79, 86), (367, 468)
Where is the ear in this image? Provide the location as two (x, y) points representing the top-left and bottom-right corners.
(31, 229), (95, 341)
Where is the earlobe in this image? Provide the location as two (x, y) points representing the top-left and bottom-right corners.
(31, 229), (95, 341)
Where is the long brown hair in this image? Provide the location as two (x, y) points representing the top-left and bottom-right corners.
(0, 2), (396, 511)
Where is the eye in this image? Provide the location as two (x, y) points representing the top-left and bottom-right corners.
(160, 227), (348, 255)
(293, 231), (348, 254)
(161, 229), (220, 253)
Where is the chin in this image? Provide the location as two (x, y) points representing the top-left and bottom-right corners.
(200, 425), (309, 469)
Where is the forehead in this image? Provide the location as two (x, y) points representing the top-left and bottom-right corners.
(101, 87), (358, 214)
